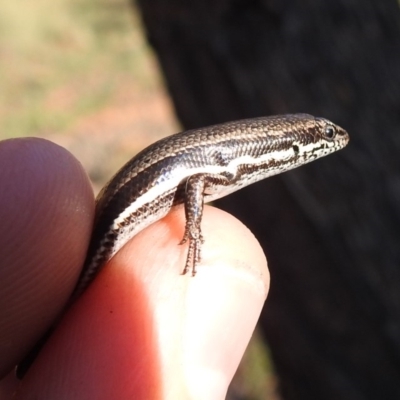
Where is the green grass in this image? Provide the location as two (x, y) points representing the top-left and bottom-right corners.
(230, 330), (278, 400)
(0, 0), (159, 138)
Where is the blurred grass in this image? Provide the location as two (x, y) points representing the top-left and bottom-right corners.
(230, 330), (279, 400)
(0, 0), (160, 139)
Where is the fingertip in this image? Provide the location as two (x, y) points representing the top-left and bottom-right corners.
(180, 207), (269, 398)
(15, 205), (268, 399)
(199, 206), (269, 295)
(0, 138), (94, 377)
(131, 206), (269, 398)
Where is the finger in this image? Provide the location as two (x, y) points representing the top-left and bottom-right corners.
(16, 205), (268, 399)
(0, 138), (94, 378)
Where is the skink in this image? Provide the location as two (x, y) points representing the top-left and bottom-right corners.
(17, 113), (349, 377)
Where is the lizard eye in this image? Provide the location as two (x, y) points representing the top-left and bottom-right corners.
(324, 124), (336, 139)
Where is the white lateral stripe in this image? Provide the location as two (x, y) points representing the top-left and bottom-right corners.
(113, 139), (337, 229)
(113, 146), (299, 228)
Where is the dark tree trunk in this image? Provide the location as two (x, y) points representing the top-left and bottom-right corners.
(135, 0), (400, 398)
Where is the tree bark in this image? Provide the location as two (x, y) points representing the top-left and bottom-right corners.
(135, 0), (400, 398)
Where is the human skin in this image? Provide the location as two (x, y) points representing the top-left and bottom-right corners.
(0, 138), (269, 400)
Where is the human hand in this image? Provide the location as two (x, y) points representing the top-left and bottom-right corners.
(0, 138), (269, 399)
